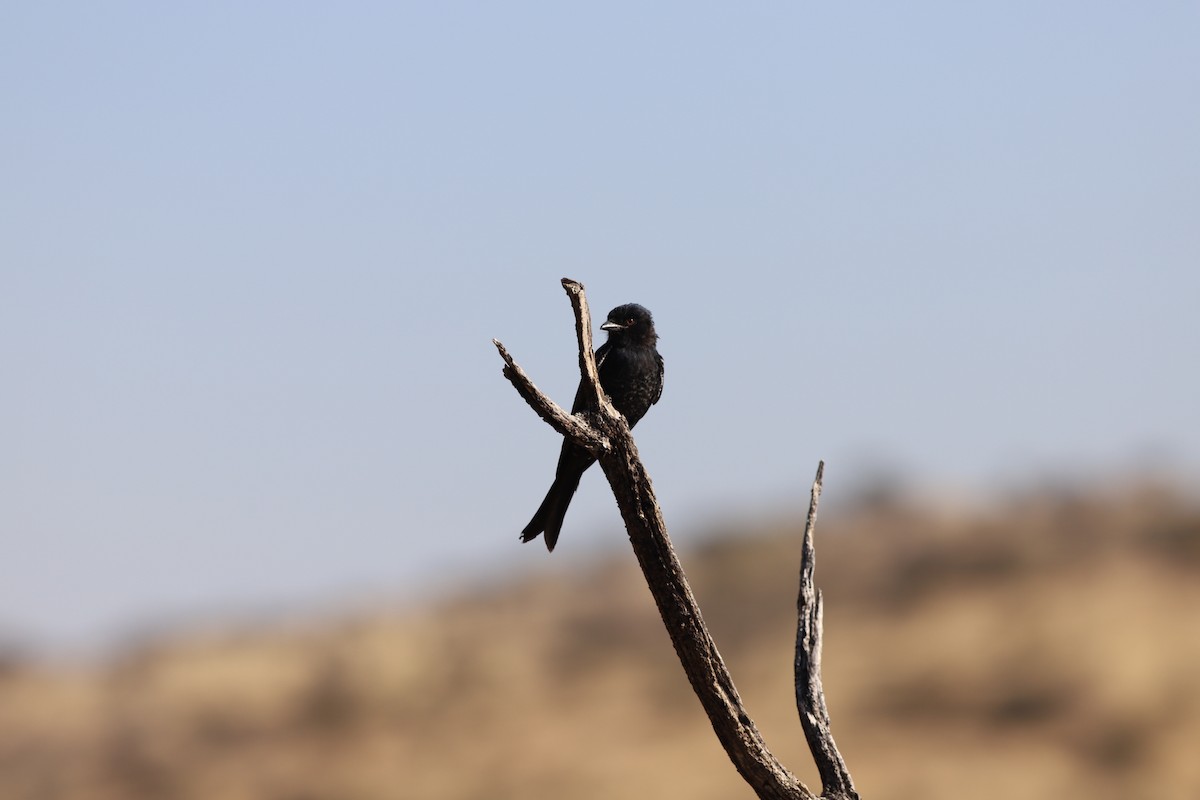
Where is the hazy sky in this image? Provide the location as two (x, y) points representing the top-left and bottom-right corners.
(3, 4), (1197, 652)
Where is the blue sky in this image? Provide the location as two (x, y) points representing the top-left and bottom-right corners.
(2, 4), (1197, 652)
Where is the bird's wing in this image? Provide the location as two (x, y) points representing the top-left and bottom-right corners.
(595, 340), (610, 371)
(652, 352), (665, 405)
(570, 341), (610, 413)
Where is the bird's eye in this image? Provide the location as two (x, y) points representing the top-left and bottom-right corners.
(626, 318), (634, 325)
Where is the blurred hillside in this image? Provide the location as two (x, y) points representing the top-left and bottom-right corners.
(2, 482), (1198, 800)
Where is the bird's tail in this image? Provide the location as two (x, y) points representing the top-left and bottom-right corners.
(520, 472), (582, 552)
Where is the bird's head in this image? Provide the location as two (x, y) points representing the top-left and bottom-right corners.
(601, 303), (657, 345)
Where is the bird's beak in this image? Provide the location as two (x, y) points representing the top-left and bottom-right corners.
(601, 320), (626, 331)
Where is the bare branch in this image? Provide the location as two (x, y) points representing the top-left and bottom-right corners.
(559, 278), (612, 418)
(597, 430), (810, 799)
(795, 462), (858, 800)
(497, 281), (859, 800)
(492, 338), (609, 457)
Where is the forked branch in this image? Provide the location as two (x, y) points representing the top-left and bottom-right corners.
(495, 279), (858, 800)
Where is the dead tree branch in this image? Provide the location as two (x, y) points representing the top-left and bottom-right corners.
(796, 462), (859, 800)
(495, 278), (858, 800)
(493, 338), (609, 456)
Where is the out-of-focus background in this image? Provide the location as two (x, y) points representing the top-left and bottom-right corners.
(3, 4), (1198, 799)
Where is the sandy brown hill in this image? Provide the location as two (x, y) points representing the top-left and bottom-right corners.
(2, 484), (1198, 800)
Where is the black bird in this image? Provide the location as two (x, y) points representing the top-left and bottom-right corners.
(521, 303), (664, 551)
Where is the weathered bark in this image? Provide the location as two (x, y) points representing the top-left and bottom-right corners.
(495, 278), (858, 800)
(795, 462), (859, 800)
